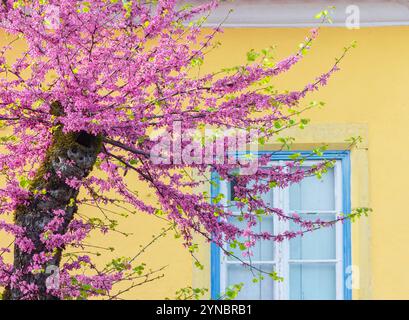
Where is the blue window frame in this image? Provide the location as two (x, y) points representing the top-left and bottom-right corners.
(210, 150), (352, 300)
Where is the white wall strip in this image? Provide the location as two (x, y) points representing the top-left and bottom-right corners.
(187, 0), (409, 28)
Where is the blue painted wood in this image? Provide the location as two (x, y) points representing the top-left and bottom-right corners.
(341, 152), (352, 300)
(210, 170), (221, 300)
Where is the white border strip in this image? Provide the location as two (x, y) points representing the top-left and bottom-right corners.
(188, 0), (409, 28)
(201, 21), (409, 28)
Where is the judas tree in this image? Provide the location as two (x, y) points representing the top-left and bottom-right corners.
(0, 0), (367, 300)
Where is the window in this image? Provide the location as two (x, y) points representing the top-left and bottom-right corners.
(210, 151), (351, 300)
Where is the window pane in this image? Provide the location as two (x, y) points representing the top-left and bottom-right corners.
(258, 179), (274, 207)
(290, 213), (336, 260)
(229, 179), (274, 208)
(227, 264), (275, 300)
(290, 167), (335, 211)
(260, 217), (274, 261)
(227, 216), (274, 261)
(229, 178), (238, 202)
(290, 264), (336, 300)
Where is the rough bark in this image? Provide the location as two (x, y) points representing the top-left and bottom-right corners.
(2, 103), (102, 300)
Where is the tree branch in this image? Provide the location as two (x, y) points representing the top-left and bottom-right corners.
(103, 137), (151, 158)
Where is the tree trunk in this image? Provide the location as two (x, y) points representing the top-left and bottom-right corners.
(2, 106), (102, 299)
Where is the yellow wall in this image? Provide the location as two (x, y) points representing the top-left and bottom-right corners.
(196, 26), (409, 300)
(2, 26), (409, 299)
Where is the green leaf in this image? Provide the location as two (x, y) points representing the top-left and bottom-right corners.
(246, 49), (259, 62)
(289, 153), (301, 160)
(314, 12), (323, 19)
(269, 181), (278, 188)
(194, 261), (204, 270)
(19, 176), (30, 189)
(268, 271), (284, 282)
(190, 57), (204, 67)
(68, 198), (75, 207)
